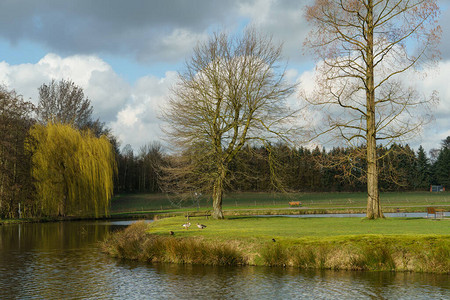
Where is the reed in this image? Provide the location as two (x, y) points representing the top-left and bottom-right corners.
(261, 243), (288, 267)
(102, 221), (245, 266)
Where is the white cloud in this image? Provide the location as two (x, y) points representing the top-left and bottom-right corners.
(0, 54), (132, 123)
(109, 71), (178, 149)
(1, 52), (448, 154)
(0, 54), (176, 151)
(414, 60), (450, 150)
(239, 0), (313, 63)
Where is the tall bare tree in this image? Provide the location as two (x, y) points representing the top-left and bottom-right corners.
(161, 29), (297, 219)
(37, 79), (93, 130)
(302, 0), (440, 218)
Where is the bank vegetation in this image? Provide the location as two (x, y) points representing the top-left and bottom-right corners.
(102, 220), (449, 274)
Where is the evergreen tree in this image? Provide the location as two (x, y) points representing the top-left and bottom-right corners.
(434, 138), (450, 188)
(415, 145), (431, 190)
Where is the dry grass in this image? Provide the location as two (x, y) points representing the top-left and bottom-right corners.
(102, 221), (245, 266)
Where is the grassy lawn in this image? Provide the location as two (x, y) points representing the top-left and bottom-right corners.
(110, 191), (450, 215)
(104, 216), (450, 273)
(148, 215), (450, 243)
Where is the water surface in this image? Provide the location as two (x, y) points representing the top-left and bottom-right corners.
(259, 212), (449, 218)
(0, 220), (448, 299)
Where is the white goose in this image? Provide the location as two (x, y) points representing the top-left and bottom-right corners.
(196, 223), (207, 229)
(182, 222), (191, 230)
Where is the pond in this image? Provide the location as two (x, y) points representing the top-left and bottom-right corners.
(0, 220), (448, 299)
(259, 212), (448, 218)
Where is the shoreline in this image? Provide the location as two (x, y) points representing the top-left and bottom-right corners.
(2, 205), (448, 225)
(102, 220), (450, 274)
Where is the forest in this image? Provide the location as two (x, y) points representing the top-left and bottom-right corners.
(116, 139), (450, 194)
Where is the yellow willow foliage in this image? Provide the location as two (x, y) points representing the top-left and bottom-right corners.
(29, 123), (116, 217)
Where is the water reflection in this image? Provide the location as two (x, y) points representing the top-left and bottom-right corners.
(134, 265), (449, 299)
(259, 212), (447, 218)
(0, 221), (448, 299)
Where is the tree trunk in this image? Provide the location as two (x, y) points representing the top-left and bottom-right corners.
(365, 0), (383, 219)
(212, 167), (226, 219)
(366, 132), (383, 218)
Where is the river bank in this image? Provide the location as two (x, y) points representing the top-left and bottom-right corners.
(102, 217), (450, 274)
(4, 205), (447, 226)
(0, 214), (154, 225)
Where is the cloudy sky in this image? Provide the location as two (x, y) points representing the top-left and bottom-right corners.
(0, 0), (449, 153)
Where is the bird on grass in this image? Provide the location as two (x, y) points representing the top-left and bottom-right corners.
(169, 231), (174, 236)
(197, 223), (207, 229)
(182, 222), (191, 230)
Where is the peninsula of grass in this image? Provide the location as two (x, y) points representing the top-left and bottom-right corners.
(102, 216), (450, 274)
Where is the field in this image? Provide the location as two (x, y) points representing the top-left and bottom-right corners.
(110, 191), (450, 216)
(149, 215), (450, 240)
(103, 216), (450, 273)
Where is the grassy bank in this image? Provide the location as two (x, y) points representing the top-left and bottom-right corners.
(110, 191), (450, 216)
(4, 191), (448, 223)
(102, 217), (450, 273)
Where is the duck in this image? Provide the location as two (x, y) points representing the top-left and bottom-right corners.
(197, 223), (207, 229)
(182, 222), (191, 229)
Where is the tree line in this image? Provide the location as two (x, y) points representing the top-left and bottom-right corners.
(114, 139), (450, 195)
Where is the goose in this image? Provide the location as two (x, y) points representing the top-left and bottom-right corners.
(182, 222), (191, 229)
(196, 223), (207, 229)
(169, 231), (174, 235)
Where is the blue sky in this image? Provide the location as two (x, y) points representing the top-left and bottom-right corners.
(0, 0), (449, 153)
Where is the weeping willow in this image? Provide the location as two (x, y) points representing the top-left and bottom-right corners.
(29, 123), (116, 217)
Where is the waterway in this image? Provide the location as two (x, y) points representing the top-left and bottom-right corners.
(0, 220), (448, 299)
(261, 212), (448, 218)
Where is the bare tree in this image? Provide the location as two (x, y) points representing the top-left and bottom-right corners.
(0, 86), (35, 218)
(37, 79), (93, 130)
(161, 29), (297, 219)
(302, 0), (440, 218)
(137, 142), (164, 192)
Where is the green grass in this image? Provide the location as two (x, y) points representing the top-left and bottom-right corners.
(110, 191), (450, 215)
(148, 215), (450, 242)
(103, 217), (450, 273)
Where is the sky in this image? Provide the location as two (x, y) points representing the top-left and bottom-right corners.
(0, 0), (449, 154)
